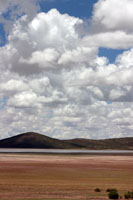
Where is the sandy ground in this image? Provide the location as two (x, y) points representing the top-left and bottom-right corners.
(0, 154), (133, 200)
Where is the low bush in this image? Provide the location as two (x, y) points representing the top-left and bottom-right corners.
(124, 191), (133, 199)
(106, 188), (118, 193)
(94, 188), (101, 192)
(108, 190), (119, 199)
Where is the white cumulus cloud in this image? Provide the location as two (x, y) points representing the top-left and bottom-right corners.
(93, 0), (133, 31)
(0, 2), (133, 140)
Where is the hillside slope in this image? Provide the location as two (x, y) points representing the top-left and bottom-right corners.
(0, 132), (75, 149)
(65, 137), (133, 150)
(0, 132), (133, 149)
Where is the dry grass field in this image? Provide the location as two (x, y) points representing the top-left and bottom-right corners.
(0, 153), (133, 200)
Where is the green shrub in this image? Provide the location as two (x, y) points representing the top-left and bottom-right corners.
(94, 188), (101, 192)
(108, 190), (119, 199)
(124, 191), (133, 199)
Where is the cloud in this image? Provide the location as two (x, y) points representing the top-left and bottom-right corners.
(0, 4), (133, 140)
(116, 48), (133, 67)
(0, 0), (40, 17)
(20, 48), (60, 69)
(86, 0), (133, 49)
(93, 0), (133, 31)
(1, 9), (97, 74)
(0, 0), (41, 35)
(58, 46), (98, 66)
(82, 31), (133, 49)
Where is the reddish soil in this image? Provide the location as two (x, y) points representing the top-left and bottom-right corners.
(0, 154), (133, 200)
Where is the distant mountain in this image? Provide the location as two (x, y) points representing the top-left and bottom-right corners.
(0, 132), (74, 149)
(65, 137), (133, 150)
(0, 132), (133, 150)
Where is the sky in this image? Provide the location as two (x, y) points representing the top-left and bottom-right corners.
(0, 0), (133, 140)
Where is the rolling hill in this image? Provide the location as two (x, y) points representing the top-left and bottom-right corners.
(65, 137), (133, 150)
(0, 132), (74, 149)
(0, 132), (133, 149)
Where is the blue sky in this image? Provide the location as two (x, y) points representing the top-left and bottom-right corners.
(40, 0), (98, 19)
(0, 0), (133, 140)
(98, 48), (124, 63)
(0, 24), (6, 46)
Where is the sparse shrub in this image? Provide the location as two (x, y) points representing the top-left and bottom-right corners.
(108, 190), (119, 199)
(106, 188), (118, 193)
(94, 188), (101, 192)
(131, 191), (133, 198)
(132, 191), (133, 198)
(124, 191), (133, 199)
(124, 192), (131, 199)
(124, 193), (130, 199)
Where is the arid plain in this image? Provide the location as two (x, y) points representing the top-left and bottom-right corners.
(0, 153), (133, 200)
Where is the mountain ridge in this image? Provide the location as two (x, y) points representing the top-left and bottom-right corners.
(0, 132), (133, 150)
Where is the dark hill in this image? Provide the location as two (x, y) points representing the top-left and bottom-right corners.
(0, 132), (133, 149)
(65, 137), (133, 150)
(0, 132), (75, 149)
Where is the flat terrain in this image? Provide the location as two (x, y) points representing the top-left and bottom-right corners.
(0, 154), (133, 200)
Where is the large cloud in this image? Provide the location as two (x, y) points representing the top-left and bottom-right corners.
(93, 0), (133, 31)
(0, 4), (133, 140)
(87, 0), (133, 49)
(82, 31), (133, 49)
(0, 9), (98, 74)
